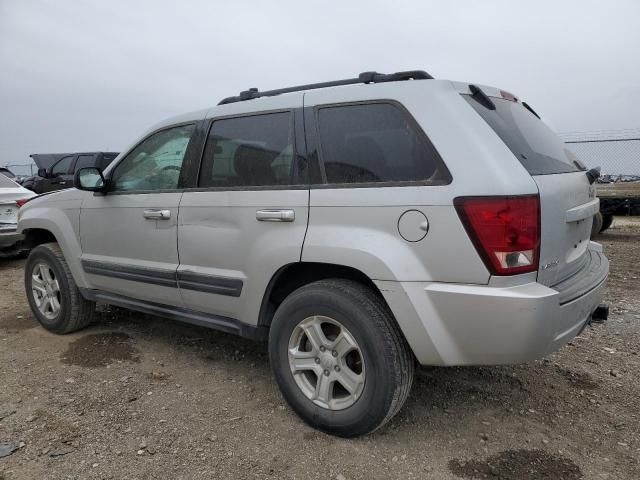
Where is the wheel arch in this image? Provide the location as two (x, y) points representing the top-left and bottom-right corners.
(258, 262), (388, 329)
(22, 228), (58, 248)
(19, 212), (90, 288)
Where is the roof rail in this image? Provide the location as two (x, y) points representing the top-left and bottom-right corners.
(217, 70), (433, 105)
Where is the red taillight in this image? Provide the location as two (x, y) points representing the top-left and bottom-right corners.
(455, 195), (540, 275)
(15, 198), (31, 208)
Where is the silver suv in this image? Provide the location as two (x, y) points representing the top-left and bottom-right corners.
(18, 70), (609, 437)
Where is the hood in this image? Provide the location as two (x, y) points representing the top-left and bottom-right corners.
(29, 153), (74, 169)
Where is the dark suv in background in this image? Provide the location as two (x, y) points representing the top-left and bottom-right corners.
(24, 152), (119, 194)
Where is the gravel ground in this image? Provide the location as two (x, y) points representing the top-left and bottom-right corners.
(1, 221), (639, 480)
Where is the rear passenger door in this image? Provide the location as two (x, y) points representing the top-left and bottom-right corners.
(178, 102), (308, 325)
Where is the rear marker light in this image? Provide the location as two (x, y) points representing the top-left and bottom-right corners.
(15, 198), (30, 208)
(455, 195), (540, 275)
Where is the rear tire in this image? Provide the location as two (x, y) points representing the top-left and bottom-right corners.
(591, 212), (603, 238)
(600, 214), (614, 233)
(24, 243), (95, 334)
(268, 279), (414, 437)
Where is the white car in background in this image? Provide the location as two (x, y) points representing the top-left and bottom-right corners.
(0, 173), (36, 257)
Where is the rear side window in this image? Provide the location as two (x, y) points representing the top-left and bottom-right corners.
(316, 103), (450, 185)
(199, 112), (295, 188)
(463, 95), (581, 175)
(98, 154), (118, 171)
(74, 154), (95, 172)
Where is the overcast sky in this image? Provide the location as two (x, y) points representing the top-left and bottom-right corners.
(1, 0), (639, 166)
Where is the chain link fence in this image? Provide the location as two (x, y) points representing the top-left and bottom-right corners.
(562, 130), (640, 227)
(561, 129), (640, 181)
(1, 162), (37, 177)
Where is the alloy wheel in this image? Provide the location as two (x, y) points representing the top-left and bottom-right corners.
(287, 315), (366, 410)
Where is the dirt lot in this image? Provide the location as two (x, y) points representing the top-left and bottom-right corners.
(1, 221), (639, 480)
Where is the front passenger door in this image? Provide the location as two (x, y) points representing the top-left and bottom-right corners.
(79, 123), (196, 306)
(45, 155), (75, 192)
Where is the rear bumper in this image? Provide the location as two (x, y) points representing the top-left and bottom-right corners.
(376, 247), (608, 366)
(0, 225), (23, 248)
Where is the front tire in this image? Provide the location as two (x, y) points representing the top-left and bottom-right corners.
(600, 214), (614, 233)
(268, 279), (414, 437)
(24, 243), (95, 334)
(591, 212), (603, 238)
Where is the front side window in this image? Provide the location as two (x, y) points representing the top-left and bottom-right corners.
(198, 112), (294, 188)
(111, 124), (194, 192)
(317, 103), (450, 185)
(51, 156), (74, 176)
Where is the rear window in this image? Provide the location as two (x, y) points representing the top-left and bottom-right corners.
(463, 95), (581, 175)
(0, 173), (17, 188)
(317, 103), (450, 185)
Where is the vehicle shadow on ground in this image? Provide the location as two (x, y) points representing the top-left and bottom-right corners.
(4, 295), (589, 440)
(82, 306), (544, 428)
(90, 305), (269, 365)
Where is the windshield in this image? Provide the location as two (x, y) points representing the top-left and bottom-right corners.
(463, 95), (582, 175)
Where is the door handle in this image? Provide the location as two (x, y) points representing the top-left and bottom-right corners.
(143, 209), (171, 220)
(256, 209), (295, 222)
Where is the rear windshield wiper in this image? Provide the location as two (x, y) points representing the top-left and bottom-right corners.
(586, 166), (601, 184)
(522, 101), (540, 119)
(469, 84), (495, 110)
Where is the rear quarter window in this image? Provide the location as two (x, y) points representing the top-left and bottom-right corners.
(316, 102), (450, 185)
(463, 95), (581, 175)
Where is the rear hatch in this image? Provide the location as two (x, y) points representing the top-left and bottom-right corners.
(463, 89), (597, 287)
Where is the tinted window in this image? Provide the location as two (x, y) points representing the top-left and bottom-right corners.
(74, 155), (95, 172)
(317, 103), (449, 185)
(0, 168), (15, 179)
(51, 156), (74, 176)
(0, 173), (17, 187)
(463, 95), (581, 175)
(112, 124), (194, 192)
(98, 153), (119, 171)
(199, 112), (294, 188)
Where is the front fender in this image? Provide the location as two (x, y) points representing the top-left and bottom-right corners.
(18, 198), (89, 288)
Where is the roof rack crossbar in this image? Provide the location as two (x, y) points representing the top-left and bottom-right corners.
(217, 70), (433, 105)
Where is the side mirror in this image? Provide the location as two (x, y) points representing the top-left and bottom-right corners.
(37, 168), (49, 178)
(75, 167), (107, 192)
